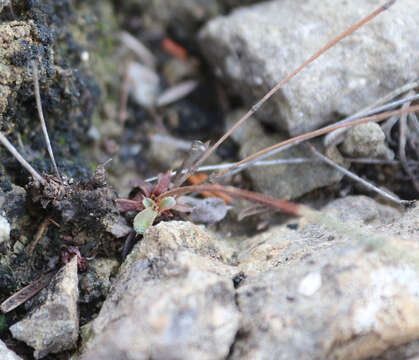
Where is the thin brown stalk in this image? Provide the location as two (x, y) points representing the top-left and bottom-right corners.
(187, 0), (397, 183)
(157, 184), (302, 216)
(32, 60), (61, 180)
(308, 144), (409, 205)
(324, 93), (419, 147)
(26, 217), (51, 254)
(214, 105), (419, 180)
(0, 132), (46, 185)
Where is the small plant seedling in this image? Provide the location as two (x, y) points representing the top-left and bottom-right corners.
(117, 171), (189, 234)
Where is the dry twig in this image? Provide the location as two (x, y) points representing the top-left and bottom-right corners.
(213, 105), (419, 180)
(0, 132), (45, 185)
(308, 144), (409, 205)
(32, 60), (61, 180)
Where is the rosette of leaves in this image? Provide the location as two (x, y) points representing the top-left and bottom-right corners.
(116, 172), (189, 234)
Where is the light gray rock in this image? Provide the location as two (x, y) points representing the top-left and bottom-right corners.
(0, 339), (23, 360)
(237, 195), (402, 274)
(233, 248), (419, 360)
(232, 201), (419, 359)
(10, 257), (79, 359)
(199, 0), (419, 136)
(81, 222), (239, 360)
(0, 214), (10, 248)
(0, 0), (10, 14)
(226, 110), (346, 199)
(82, 201), (419, 360)
(127, 62), (160, 109)
(341, 123), (393, 159)
(179, 196), (230, 224)
(322, 195), (401, 225)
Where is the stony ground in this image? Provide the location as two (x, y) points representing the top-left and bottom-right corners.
(0, 0), (418, 359)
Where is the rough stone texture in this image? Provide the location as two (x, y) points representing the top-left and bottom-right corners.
(79, 257), (119, 304)
(321, 195), (401, 225)
(232, 249), (419, 360)
(0, 21), (34, 117)
(10, 257), (79, 359)
(226, 110), (345, 199)
(232, 200), (419, 360)
(80, 201), (419, 360)
(0, 214), (10, 248)
(133, 220), (235, 265)
(238, 195), (402, 274)
(199, 0), (419, 136)
(81, 221), (239, 360)
(341, 123), (393, 159)
(0, 339), (23, 360)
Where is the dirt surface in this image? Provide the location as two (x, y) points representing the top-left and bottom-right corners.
(0, 0), (418, 359)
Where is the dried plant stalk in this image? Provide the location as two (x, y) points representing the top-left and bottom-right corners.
(0, 132), (45, 185)
(32, 60), (61, 180)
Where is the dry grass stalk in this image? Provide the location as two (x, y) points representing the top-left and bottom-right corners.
(214, 105), (419, 180)
(308, 144), (409, 205)
(32, 60), (61, 181)
(0, 132), (45, 185)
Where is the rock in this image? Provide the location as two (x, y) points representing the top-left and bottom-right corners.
(10, 257), (79, 359)
(232, 246), (419, 360)
(322, 195), (401, 225)
(341, 123), (393, 159)
(1, 185), (27, 230)
(81, 200), (419, 359)
(0, 1), (10, 14)
(127, 62), (160, 109)
(226, 110), (345, 199)
(199, 0), (419, 136)
(135, 220), (235, 265)
(0, 340), (23, 360)
(81, 221), (239, 360)
(179, 196), (230, 224)
(231, 202), (419, 359)
(0, 214), (10, 250)
(79, 257), (119, 304)
(237, 195), (402, 274)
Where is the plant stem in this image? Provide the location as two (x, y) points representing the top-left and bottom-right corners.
(0, 132), (46, 185)
(32, 60), (61, 181)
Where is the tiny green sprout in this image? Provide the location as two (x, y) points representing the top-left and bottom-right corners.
(133, 206), (159, 234)
(159, 196), (176, 211)
(117, 172), (191, 234)
(142, 198), (155, 208)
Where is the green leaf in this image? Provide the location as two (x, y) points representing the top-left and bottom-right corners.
(133, 207), (159, 234)
(159, 196), (176, 211)
(142, 198), (155, 208)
